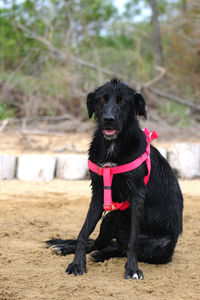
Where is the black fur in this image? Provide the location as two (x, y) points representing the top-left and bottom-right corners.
(47, 79), (183, 280)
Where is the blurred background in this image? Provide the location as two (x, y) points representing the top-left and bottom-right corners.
(0, 0), (200, 134)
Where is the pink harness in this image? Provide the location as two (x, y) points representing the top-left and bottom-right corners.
(88, 128), (158, 211)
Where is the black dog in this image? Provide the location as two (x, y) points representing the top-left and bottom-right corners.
(47, 79), (183, 280)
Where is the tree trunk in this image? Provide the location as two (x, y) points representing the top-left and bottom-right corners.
(149, 0), (164, 66)
(181, 0), (188, 12)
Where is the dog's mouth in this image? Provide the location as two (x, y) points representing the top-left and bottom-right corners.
(104, 129), (116, 135)
(103, 128), (119, 140)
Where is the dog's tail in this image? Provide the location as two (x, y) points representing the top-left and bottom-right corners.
(46, 238), (95, 256)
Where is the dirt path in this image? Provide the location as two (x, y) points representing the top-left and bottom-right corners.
(0, 179), (200, 300)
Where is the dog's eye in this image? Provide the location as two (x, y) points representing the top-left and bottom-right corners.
(100, 98), (105, 104)
(116, 96), (125, 104)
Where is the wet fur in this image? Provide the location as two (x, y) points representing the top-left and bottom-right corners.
(47, 79), (183, 279)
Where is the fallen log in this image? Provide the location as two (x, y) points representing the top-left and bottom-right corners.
(148, 87), (200, 112)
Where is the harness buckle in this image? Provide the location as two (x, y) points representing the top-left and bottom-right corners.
(103, 204), (113, 211)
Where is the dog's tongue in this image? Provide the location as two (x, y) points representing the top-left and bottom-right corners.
(104, 129), (116, 135)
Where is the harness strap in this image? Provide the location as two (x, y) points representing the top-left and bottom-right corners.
(143, 128), (159, 184)
(88, 153), (148, 176)
(88, 128), (158, 211)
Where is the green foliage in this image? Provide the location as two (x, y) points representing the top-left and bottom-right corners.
(80, 0), (117, 22)
(161, 101), (190, 127)
(0, 0), (199, 120)
(0, 2), (46, 70)
(0, 101), (14, 120)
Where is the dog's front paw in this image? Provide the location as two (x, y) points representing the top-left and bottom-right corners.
(49, 243), (73, 256)
(124, 268), (144, 280)
(66, 262), (86, 276)
(90, 250), (105, 262)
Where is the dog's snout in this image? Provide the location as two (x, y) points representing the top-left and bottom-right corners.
(103, 114), (115, 122)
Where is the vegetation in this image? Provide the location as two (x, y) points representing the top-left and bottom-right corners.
(0, 0), (199, 123)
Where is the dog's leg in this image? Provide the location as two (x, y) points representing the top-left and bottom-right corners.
(46, 238), (95, 256)
(124, 189), (145, 280)
(94, 210), (118, 249)
(66, 195), (103, 276)
(91, 210), (129, 262)
(91, 242), (124, 262)
(138, 235), (176, 264)
(46, 210), (119, 257)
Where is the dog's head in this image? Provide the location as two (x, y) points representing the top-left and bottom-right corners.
(87, 79), (147, 140)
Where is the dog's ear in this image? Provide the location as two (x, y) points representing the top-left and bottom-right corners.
(86, 92), (95, 119)
(134, 92), (147, 119)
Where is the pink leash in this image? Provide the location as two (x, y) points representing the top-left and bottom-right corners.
(88, 128), (158, 211)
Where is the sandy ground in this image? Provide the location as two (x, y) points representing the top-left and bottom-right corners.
(0, 179), (200, 300)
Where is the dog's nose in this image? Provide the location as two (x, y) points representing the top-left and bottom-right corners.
(103, 115), (115, 122)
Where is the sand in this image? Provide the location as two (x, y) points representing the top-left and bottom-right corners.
(0, 178), (200, 300)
